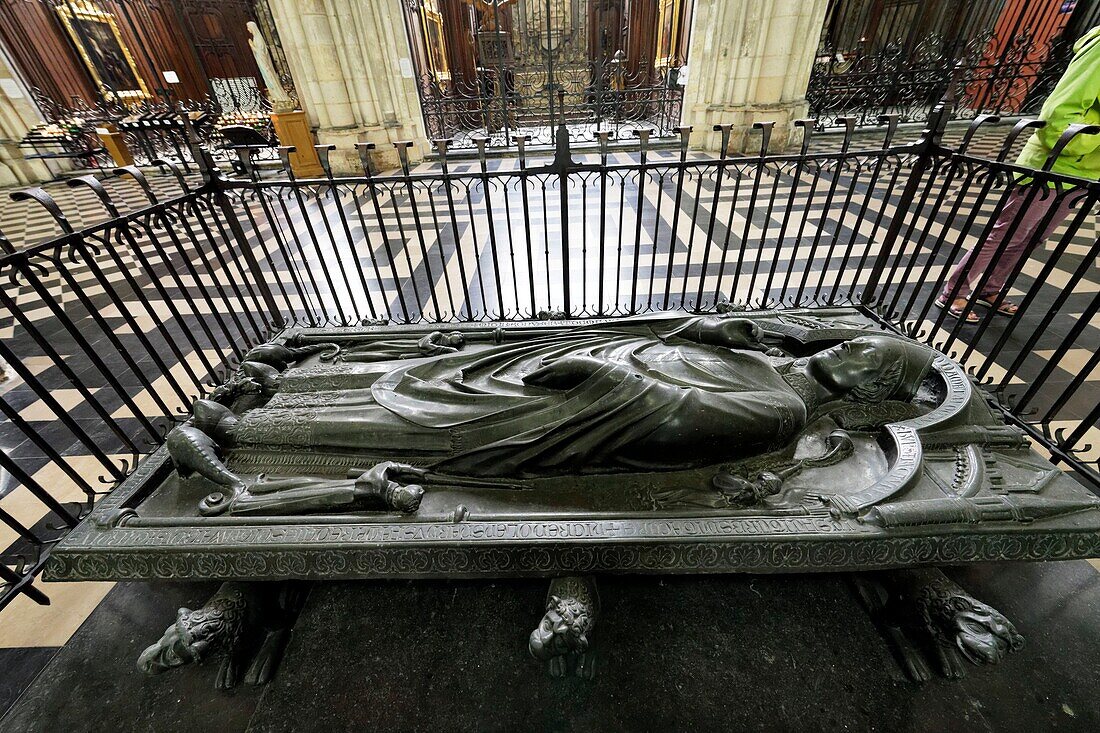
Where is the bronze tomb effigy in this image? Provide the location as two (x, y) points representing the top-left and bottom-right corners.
(44, 308), (1100, 683)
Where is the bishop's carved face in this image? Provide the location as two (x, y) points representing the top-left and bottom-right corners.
(810, 337), (888, 390)
(807, 335), (927, 402)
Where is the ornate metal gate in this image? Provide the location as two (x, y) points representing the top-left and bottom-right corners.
(808, 0), (1100, 127)
(402, 0), (691, 149)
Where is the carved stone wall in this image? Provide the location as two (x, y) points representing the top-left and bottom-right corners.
(682, 0), (829, 153)
(265, 0), (429, 172)
(0, 39), (49, 186)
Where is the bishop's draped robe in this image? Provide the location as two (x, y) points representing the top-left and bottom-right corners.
(232, 315), (809, 477)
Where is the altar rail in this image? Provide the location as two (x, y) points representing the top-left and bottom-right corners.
(0, 106), (1097, 611)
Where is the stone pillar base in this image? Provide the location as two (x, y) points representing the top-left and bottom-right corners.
(688, 100), (809, 154)
(0, 141), (50, 185)
(0, 159), (18, 187)
(682, 0), (829, 156)
(315, 125), (429, 175)
(271, 111), (324, 178)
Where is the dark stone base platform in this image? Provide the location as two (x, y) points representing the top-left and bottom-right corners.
(5, 563), (1099, 732)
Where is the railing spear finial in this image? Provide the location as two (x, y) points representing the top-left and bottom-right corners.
(67, 175), (121, 218)
(9, 188), (73, 235)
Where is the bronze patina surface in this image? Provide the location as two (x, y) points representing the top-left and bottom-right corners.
(46, 308), (1100, 582)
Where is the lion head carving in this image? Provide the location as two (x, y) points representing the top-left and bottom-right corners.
(528, 594), (593, 662)
(921, 583), (1024, 667)
(137, 589), (248, 675)
(949, 603), (1024, 665)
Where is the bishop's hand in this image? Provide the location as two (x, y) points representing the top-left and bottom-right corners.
(710, 318), (763, 349)
(353, 461), (426, 513)
(700, 317), (783, 355)
(417, 331), (463, 356)
(523, 354), (624, 391)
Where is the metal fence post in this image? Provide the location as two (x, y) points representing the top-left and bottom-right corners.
(550, 91), (576, 315)
(860, 100), (950, 307)
(181, 107), (285, 331)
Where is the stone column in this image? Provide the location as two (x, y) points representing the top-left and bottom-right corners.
(266, 0), (428, 173)
(682, 0), (829, 153)
(0, 43), (49, 186)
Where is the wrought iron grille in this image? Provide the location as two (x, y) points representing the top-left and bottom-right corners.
(809, 0), (1100, 128)
(0, 106), (1098, 615)
(402, 0), (688, 150)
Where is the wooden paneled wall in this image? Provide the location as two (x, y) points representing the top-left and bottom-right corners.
(0, 0), (263, 113)
(0, 1), (98, 109)
(440, 0), (478, 91)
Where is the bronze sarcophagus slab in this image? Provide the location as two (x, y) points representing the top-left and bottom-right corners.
(46, 308), (1100, 582)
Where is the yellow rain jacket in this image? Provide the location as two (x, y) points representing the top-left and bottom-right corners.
(1017, 26), (1100, 181)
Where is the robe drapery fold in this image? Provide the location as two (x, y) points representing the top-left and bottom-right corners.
(232, 316), (808, 477)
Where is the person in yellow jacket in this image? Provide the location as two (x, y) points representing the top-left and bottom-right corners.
(939, 26), (1100, 322)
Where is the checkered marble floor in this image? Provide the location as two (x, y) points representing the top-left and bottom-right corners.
(0, 124), (1097, 714)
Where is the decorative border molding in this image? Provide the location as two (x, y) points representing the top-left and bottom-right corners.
(47, 531), (1100, 581)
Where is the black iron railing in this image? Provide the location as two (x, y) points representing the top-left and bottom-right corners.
(413, 70), (686, 150)
(0, 104), (1097, 613)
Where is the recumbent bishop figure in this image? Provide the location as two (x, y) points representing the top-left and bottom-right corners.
(167, 313), (935, 515)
